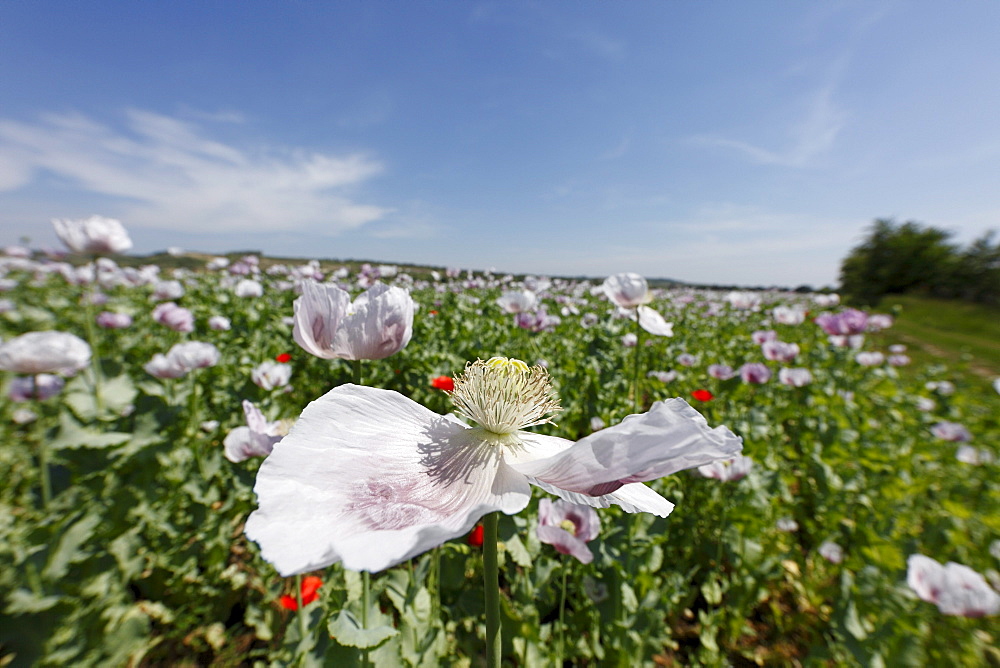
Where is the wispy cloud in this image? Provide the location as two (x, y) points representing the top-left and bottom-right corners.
(0, 109), (389, 234)
(690, 83), (848, 168)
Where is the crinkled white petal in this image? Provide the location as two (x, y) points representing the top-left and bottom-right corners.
(636, 306), (674, 337)
(332, 284), (414, 360)
(291, 282), (350, 359)
(528, 478), (675, 517)
(244, 384), (530, 575)
(509, 398), (742, 496)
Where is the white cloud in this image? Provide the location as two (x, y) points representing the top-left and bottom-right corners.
(691, 84), (848, 168)
(0, 109), (389, 234)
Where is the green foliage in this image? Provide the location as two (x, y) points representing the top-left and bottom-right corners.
(0, 257), (998, 666)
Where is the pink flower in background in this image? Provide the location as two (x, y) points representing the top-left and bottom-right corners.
(815, 309), (868, 346)
(536, 499), (601, 564)
(930, 421), (972, 442)
(907, 554), (1000, 617)
(151, 279), (184, 301)
(676, 353), (697, 367)
(602, 272), (652, 308)
(0, 331), (91, 375)
(208, 315), (232, 331)
(819, 541), (844, 564)
(252, 360), (292, 391)
(8, 374), (65, 401)
(707, 364), (735, 380)
(292, 280), (414, 361)
(224, 400), (284, 463)
(96, 311), (133, 329)
(143, 353), (188, 379)
(739, 363), (772, 384)
(751, 329), (777, 345)
(235, 279), (264, 298)
(152, 302), (195, 333)
(602, 273), (673, 336)
(867, 314), (893, 331)
(145, 341), (220, 379)
(778, 367), (813, 387)
(956, 445), (993, 466)
(52, 215), (133, 254)
(621, 333), (638, 347)
(761, 340), (799, 363)
(697, 454), (752, 482)
(772, 305), (807, 325)
(855, 351), (885, 366)
(888, 354), (911, 367)
(496, 290), (536, 314)
(725, 291), (760, 310)
(245, 357), (741, 575)
(647, 370), (677, 383)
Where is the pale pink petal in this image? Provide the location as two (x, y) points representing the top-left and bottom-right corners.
(537, 525), (594, 564)
(245, 385), (531, 575)
(291, 281), (350, 359)
(636, 306), (673, 337)
(528, 478), (675, 517)
(509, 398), (742, 496)
(907, 554), (944, 603)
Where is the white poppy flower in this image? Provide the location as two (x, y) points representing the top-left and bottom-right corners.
(602, 273), (673, 337)
(52, 215), (133, 255)
(292, 280), (414, 361)
(245, 357), (742, 575)
(0, 330), (91, 375)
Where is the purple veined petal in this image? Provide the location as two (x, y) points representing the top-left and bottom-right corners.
(291, 281), (351, 359)
(937, 562), (1000, 617)
(537, 525), (595, 564)
(334, 283), (414, 360)
(636, 305), (674, 337)
(528, 477), (675, 517)
(509, 398), (742, 497)
(907, 554), (944, 603)
(244, 384), (531, 575)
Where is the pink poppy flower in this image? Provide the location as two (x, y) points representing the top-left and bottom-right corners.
(697, 454), (752, 482)
(907, 554), (1000, 617)
(739, 363), (772, 384)
(536, 499), (601, 564)
(707, 364), (735, 380)
(245, 357), (741, 574)
(778, 368), (813, 387)
(602, 273), (673, 336)
(96, 311), (133, 329)
(8, 374), (65, 401)
(292, 280), (414, 361)
(224, 400), (284, 463)
(152, 302), (194, 333)
(761, 340), (799, 363)
(930, 421), (972, 442)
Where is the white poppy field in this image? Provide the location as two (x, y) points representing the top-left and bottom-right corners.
(0, 246), (998, 667)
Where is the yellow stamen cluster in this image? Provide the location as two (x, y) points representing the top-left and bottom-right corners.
(559, 519), (578, 536)
(451, 357), (561, 435)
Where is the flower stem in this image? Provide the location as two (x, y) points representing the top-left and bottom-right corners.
(295, 573), (307, 640)
(362, 570), (371, 668)
(557, 560), (569, 666)
(483, 511), (501, 668)
(32, 386), (51, 509)
(631, 319), (643, 413)
(352, 359), (362, 385)
(81, 273), (105, 417)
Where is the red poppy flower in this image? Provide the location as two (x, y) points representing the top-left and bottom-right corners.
(275, 353), (292, 363)
(279, 575), (323, 610)
(691, 389), (713, 402)
(468, 524), (484, 547)
(430, 375), (455, 391)
(429, 310), (438, 316)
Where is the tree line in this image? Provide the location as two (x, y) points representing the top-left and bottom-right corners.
(839, 218), (1000, 307)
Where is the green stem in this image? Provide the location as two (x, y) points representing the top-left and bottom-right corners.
(352, 359), (363, 385)
(558, 560), (569, 667)
(32, 388), (51, 509)
(483, 512), (501, 668)
(631, 318), (643, 414)
(82, 271), (105, 417)
(362, 570), (371, 668)
(295, 573), (307, 640)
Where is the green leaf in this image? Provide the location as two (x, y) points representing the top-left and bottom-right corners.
(3, 588), (63, 614)
(50, 410), (131, 450)
(503, 533), (532, 568)
(328, 609), (398, 650)
(43, 512), (101, 580)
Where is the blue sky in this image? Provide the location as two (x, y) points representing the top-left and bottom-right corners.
(1, 1), (998, 288)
